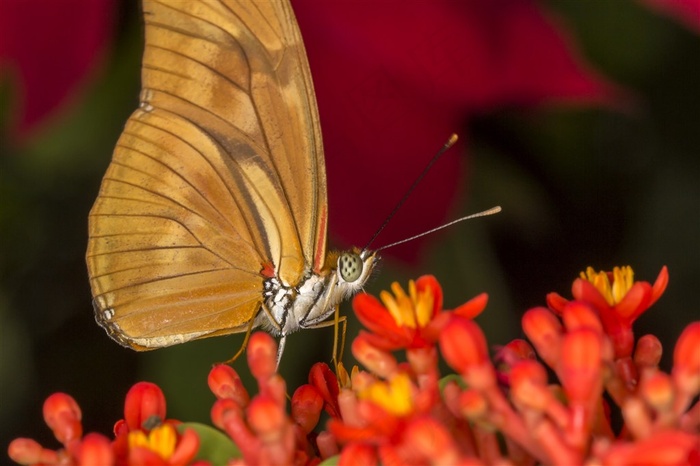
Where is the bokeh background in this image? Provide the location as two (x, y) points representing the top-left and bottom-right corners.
(1, 0), (698, 453)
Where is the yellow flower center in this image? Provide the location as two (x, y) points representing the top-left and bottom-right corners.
(379, 280), (434, 329)
(128, 423), (177, 460)
(580, 266), (635, 306)
(359, 373), (414, 416)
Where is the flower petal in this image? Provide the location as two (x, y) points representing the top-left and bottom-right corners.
(452, 292), (488, 319)
(353, 293), (403, 337)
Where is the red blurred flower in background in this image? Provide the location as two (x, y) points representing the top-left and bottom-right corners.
(641, 0), (700, 32)
(0, 0), (115, 141)
(293, 0), (617, 260)
(1, 0), (616, 261)
(2, 0), (698, 260)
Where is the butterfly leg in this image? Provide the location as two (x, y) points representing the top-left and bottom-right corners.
(332, 305), (348, 373)
(221, 316), (257, 366)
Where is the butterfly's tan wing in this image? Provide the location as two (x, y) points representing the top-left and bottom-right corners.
(87, 0), (327, 349)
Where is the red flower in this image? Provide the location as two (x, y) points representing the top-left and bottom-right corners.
(353, 274), (487, 352)
(293, 0), (617, 260)
(547, 266), (668, 358)
(9, 271), (699, 465)
(8, 383), (199, 466)
(209, 333), (322, 465)
(640, 0), (700, 32)
(0, 0), (115, 141)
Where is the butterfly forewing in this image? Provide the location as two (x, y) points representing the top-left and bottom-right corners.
(87, 0), (328, 349)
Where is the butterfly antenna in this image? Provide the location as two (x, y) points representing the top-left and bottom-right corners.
(376, 206), (501, 252)
(364, 134), (459, 251)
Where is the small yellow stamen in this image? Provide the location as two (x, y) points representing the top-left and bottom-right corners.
(412, 281), (434, 328)
(379, 280), (434, 329)
(380, 281), (415, 327)
(359, 373), (414, 416)
(128, 423), (177, 460)
(580, 266), (635, 305)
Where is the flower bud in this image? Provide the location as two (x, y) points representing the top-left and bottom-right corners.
(634, 334), (663, 370)
(562, 301), (603, 333)
(77, 433), (114, 466)
(8, 438), (58, 465)
(439, 317), (489, 373)
(248, 394), (285, 439)
(672, 322), (700, 395)
(641, 372), (674, 412)
(43, 392), (82, 444)
(247, 332), (278, 382)
(123, 382), (166, 431)
(208, 364), (250, 406)
(291, 384), (323, 434)
(560, 329), (602, 406)
(522, 307), (562, 368)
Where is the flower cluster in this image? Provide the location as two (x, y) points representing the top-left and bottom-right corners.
(8, 382), (201, 466)
(8, 266), (699, 465)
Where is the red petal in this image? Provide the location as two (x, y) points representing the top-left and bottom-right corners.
(572, 278), (613, 313)
(546, 292), (570, 315)
(358, 329), (412, 352)
(452, 292), (488, 319)
(649, 265), (669, 307)
(415, 275), (443, 315)
(353, 293), (402, 337)
(128, 446), (169, 466)
(168, 428), (200, 466)
(308, 363), (341, 419)
(615, 282), (651, 322)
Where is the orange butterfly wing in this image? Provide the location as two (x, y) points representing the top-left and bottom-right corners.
(87, 0), (327, 349)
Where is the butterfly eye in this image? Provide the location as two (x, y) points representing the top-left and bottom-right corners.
(338, 253), (363, 283)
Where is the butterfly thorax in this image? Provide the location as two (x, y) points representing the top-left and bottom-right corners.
(257, 248), (377, 337)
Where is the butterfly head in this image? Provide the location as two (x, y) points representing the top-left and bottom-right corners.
(334, 247), (377, 295)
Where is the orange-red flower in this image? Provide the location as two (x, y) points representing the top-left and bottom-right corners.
(547, 265), (668, 357)
(209, 332), (322, 465)
(9, 271), (698, 466)
(8, 383), (200, 466)
(353, 274), (487, 351)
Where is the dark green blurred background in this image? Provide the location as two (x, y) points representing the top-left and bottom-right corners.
(1, 0), (698, 453)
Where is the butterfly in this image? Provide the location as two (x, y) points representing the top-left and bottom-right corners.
(86, 0), (377, 360)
